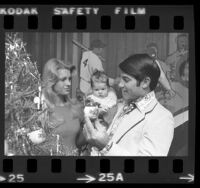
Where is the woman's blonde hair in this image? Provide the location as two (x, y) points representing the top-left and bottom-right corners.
(42, 58), (76, 108)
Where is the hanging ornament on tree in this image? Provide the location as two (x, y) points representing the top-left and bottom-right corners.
(34, 96), (41, 110)
(27, 128), (46, 145)
(33, 85), (42, 110)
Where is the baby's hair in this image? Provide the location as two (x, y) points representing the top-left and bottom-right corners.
(91, 70), (109, 88)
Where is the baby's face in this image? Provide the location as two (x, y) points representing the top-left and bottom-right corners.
(92, 82), (108, 98)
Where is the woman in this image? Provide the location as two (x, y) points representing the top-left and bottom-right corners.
(39, 58), (84, 156)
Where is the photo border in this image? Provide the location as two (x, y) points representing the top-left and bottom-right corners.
(0, 3), (197, 184)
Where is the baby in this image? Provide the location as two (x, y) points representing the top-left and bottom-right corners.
(83, 70), (118, 155)
(84, 70), (118, 127)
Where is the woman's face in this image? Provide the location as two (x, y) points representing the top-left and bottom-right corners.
(53, 68), (71, 95)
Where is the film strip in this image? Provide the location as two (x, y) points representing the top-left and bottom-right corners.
(0, 3), (197, 184)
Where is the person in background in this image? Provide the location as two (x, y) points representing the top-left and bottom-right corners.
(163, 60), (189, 114)
(166, 34), (188, 81)
(178, 60), (189, 88)
(82, 54), (174, 156)
(79, 39), (120, 96)
(146, 42), (176, 99)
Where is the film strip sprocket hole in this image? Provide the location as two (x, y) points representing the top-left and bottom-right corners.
(0, 4), (195, 184)
(3, 15), (185, 30)
(2, 158), (185, 173)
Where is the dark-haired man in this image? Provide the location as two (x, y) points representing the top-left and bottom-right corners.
(83, 54), (174, 156)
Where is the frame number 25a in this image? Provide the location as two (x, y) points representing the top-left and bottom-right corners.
(99, 173), (124, 182)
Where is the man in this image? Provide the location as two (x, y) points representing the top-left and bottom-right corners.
(79, 39), (116, 95)
(83, 54), (174, 156)
(166, 34), (188, 81)
(146, 42), (175, 98)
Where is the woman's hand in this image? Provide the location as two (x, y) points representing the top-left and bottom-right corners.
(76, 127), (88, 149)
(83, 116), (110, 150)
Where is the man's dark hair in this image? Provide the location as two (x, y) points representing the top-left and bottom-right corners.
(119, 54), (161, 91)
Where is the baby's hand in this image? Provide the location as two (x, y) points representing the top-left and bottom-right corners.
(102, 105), (118, 125)
(98, 107), (108, 118)
(99, 104), (108, 112)
(85, 97), (94, 105)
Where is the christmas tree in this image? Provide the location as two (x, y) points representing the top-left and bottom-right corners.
(4, 33), (50, 155)
(5, 33), (79, 156)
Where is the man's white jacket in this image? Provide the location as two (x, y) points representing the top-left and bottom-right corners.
(102, 92), (174, 156)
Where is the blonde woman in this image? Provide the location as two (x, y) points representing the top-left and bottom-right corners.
(40, 58), (84, 156)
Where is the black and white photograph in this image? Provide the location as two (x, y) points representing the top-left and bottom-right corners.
(4, 32), (189, 156)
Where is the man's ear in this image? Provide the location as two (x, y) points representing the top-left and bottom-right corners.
(141, 77), (151, 89)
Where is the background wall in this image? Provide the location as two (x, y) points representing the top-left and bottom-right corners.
(20, 32), (170, 95)
(20, 32), (169, 76)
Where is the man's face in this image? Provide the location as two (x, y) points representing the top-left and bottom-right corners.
(177, 36), (188, 51)
(53, 69), (71, 95)
(119, 72), (144, 102)
(92, 82), (108, 98)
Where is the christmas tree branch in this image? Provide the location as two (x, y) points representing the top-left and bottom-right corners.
(22, 108), (48, 127)
(10, 89), (38, 104)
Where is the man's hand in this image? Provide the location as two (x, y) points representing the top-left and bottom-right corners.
(83, 116), (110, 150)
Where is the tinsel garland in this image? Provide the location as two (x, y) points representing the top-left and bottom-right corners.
(5, 33), (67, 156)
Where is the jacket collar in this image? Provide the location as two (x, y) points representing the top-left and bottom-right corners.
(135, 91), (158, 113)
(120, 91), (158, 115)
(110, 91), (158, 143)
